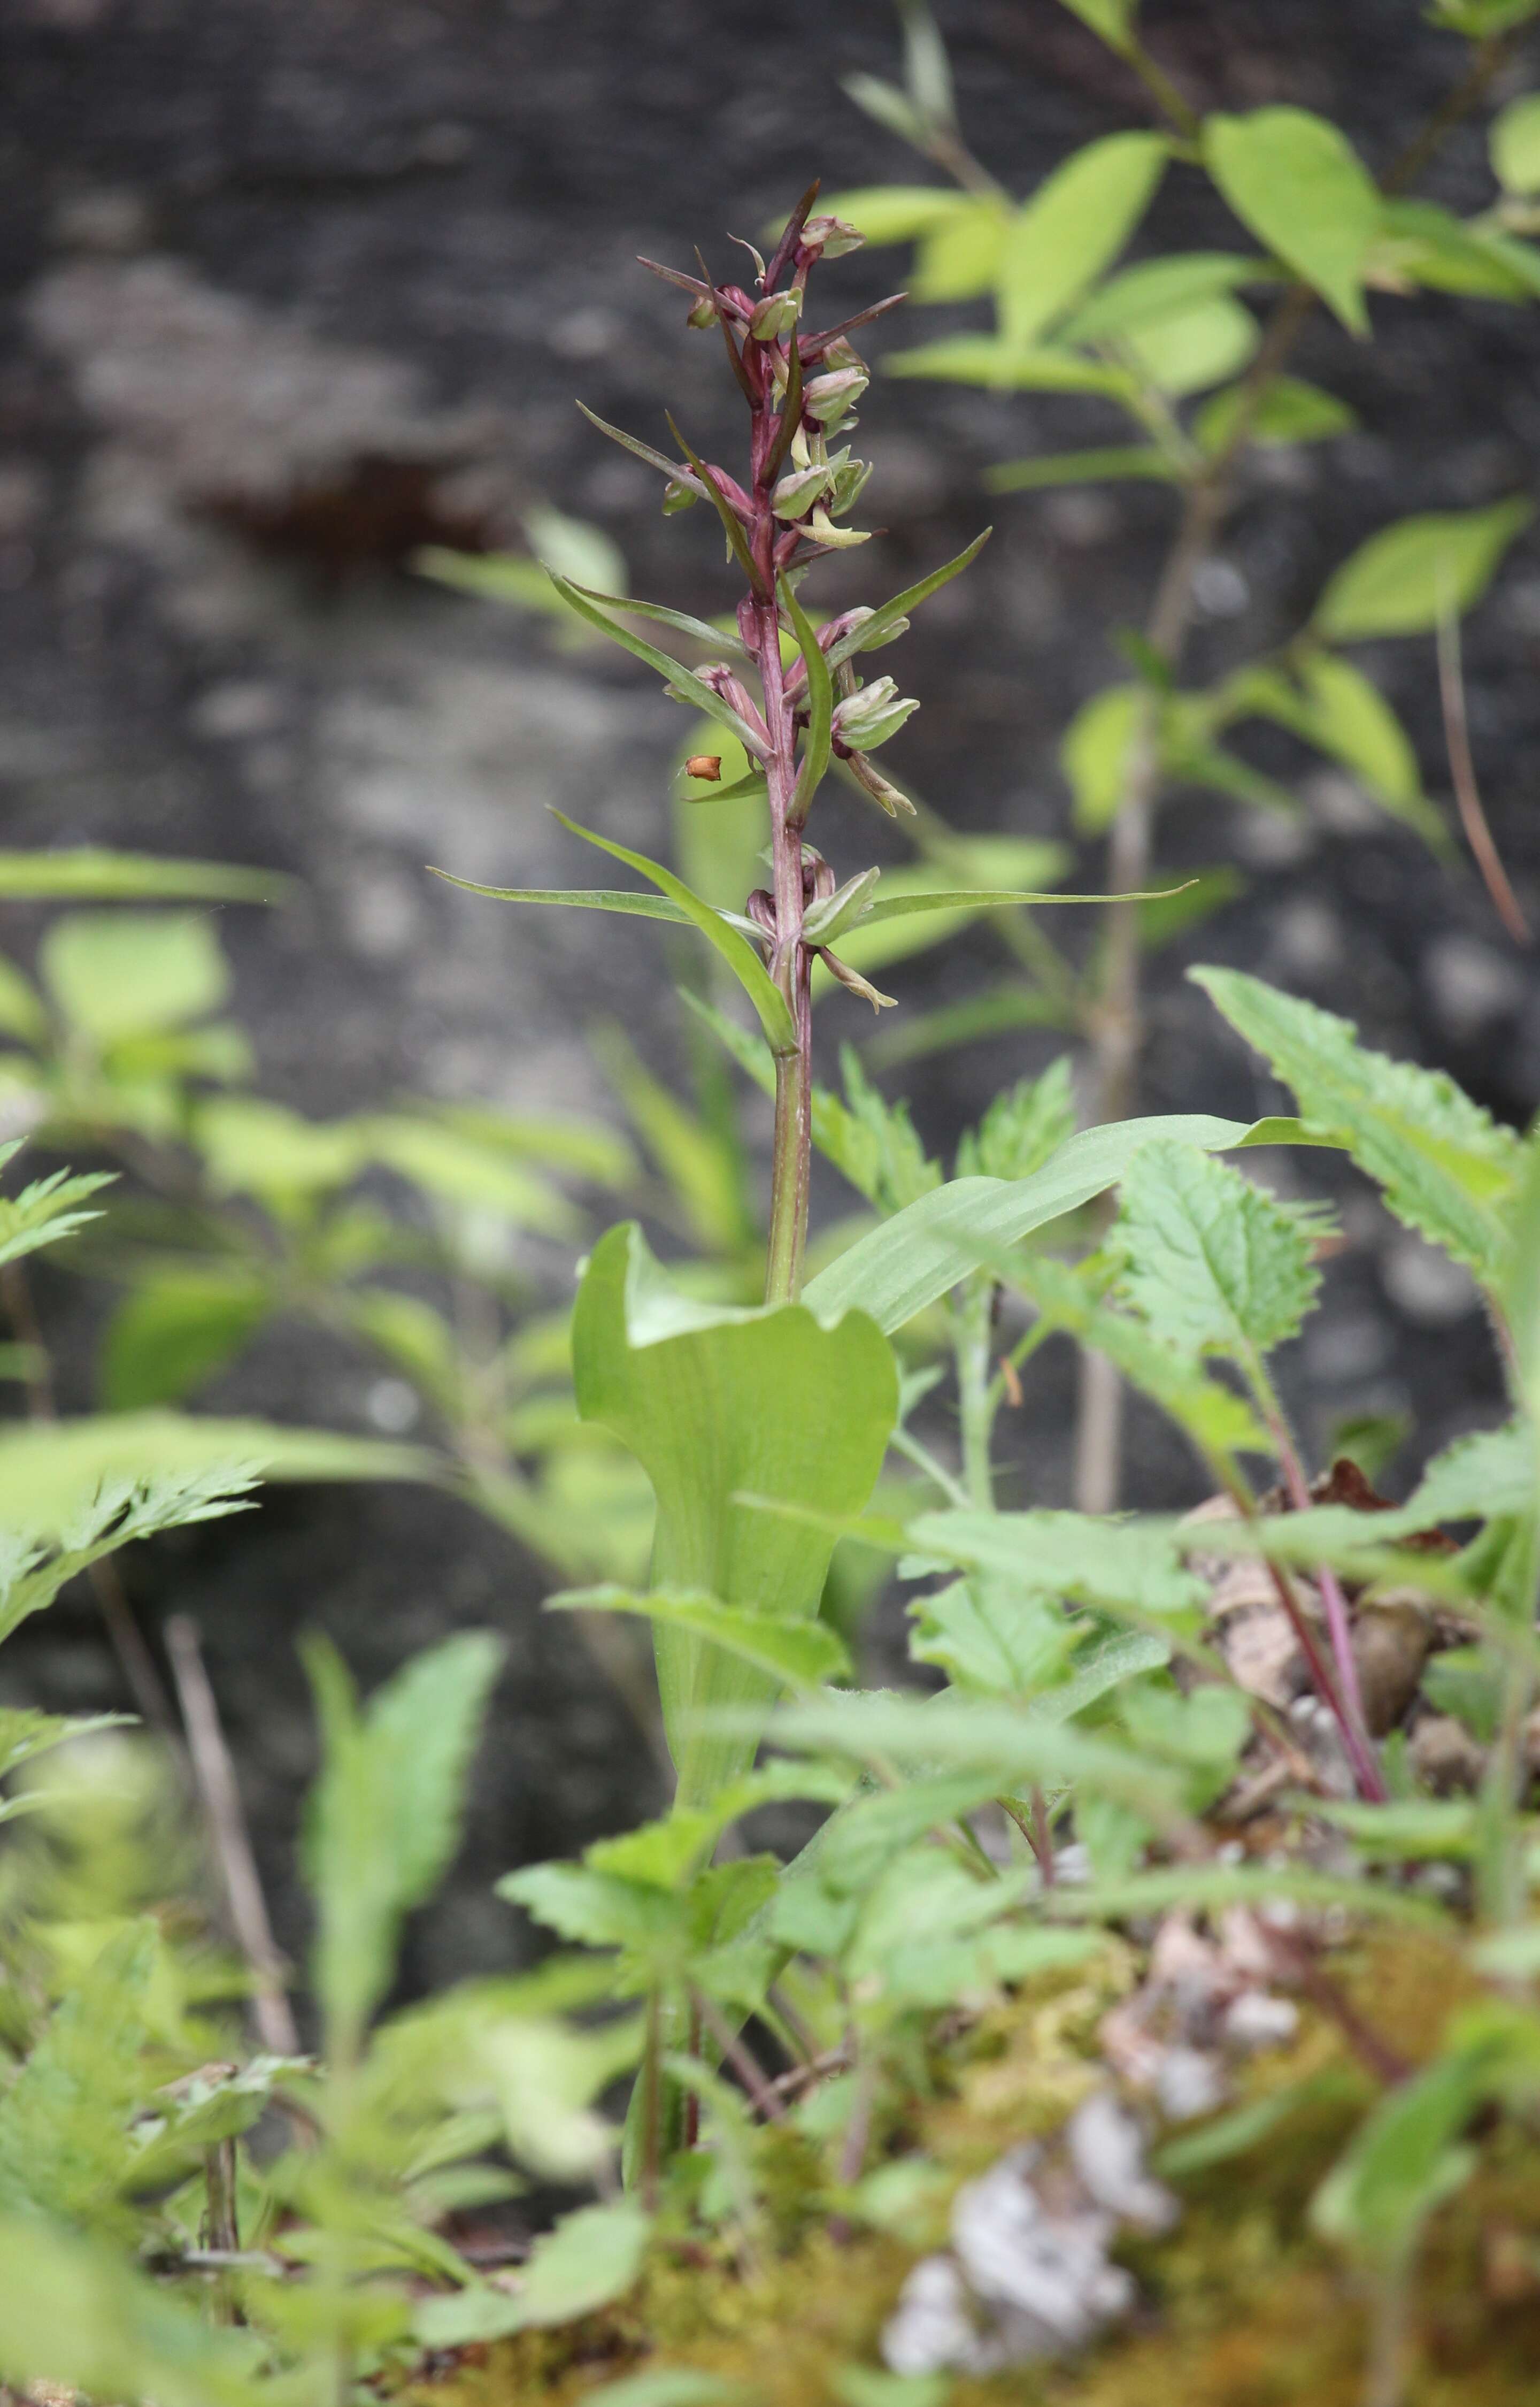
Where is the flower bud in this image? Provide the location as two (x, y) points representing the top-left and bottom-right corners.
(832, 676), (919, 751)
(820, 337), (867, 375)
(771, 464), (831, 521)
(686, 294), (719, 330)
(804, 365), (868, 426)
(808, 505), (870, 550)
(749, 289), (802, 340)
(662, 478), (697, 515)
(826, 455), (873, 517)
(802, 214), (866, 260)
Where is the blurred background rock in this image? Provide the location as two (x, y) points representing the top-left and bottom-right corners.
(2, 0), (1538, 2006)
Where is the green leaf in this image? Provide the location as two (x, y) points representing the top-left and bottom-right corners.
(0, 1159), (113, 1270)
(1112, 1139), (1325, 1358)
(572, 1224), (897, 1805)
(1061, 685), (1143, 833)
(913, 201), (1012, 301)
(548, 1585), (852, 1689)
(825, 529), (992, 672)
(1491, 91), (1540, 194)
(40, 911), (229, 1042)
(101, 1267), (270, 1410)
(1203, 107), (1379, 334)
(1194, 374), (1357, 454)
(802, 1111), (1259, 1332)
(987, 447), (1179, 493)
(0, 850), (289, 903)
(0, 1413), (432, 1545)
(1060, 252), (1261, 342)
(1122, 296), (1259, 398)
(956, 1057), (1076, 1182)
(783, 572), (833, 817)
(0, 956), (48, 1043)
(817, 186), (972, 244)
(1191, 967), (1522, 1281)
(1313, 498), (1533, 640)
(0, 2214), (276, 2407)
(429, 871), (713, 927)
(1294, 653), (1446, 849)
(1375, 198), (1540, 302)
(1312, 2045), (1493, 2268)
(587, 2370), (752, 2407)
(1056, 0), (1138, 44)
(886, 335), (1135, 396)
(417, 2201), (651, 2344)
(997, 132), (1169, 349)
(912, 1505), (1207, 1619)
(1010, 1250), (1269, 1463)
(364, 1114), (578, 1235)
(545, 573), (768, 754)
(303, 1630), (504, 2059)
(909, 1576), (1080, 1696)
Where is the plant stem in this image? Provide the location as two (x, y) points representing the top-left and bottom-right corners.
(757, 591), (814, 1306)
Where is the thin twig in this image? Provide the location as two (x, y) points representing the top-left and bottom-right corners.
(692, 1988), (786, 2123)
(165, 1615), (300, 2058)
(1436, 599), (1530, 944)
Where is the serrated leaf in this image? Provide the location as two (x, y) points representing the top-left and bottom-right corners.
(886, 335), (1136, 396)
(1112, 1139), (1323, 1359)
(912, 1505), (1207, 1619)
(544, 573), (768, 754)
(1203, 107), (1379, 334)
(803, 1110), (1258, 1332)
(302, 1630), (504, 2061)
(997, 132), (1168, 349)
(1192, 967), (1521, 1281)
(572, 1224), (896, 1806)
(1295, 653), (1447, 850)
(0, 1162), (113, 1270)
(956, 1057), (1076, 1182)
(1313, 498), (1532, 639)
(909, 1576), (1080, 1695)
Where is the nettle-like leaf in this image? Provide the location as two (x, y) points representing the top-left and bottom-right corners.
(802, 1109), (1263, 1332)
(1111, 1139), (1329, 1361)
(0, 1923), (157, 2237)
(956, 1058), (1076, 1183)
(1203, 106), (1379, 334)
(908, 1575), (1081, 1697)
(572, 1223), (897, 1807)
(302, 1630), (504, 2061)
(996, 132), (1169, 350)
(910, 1505), (1206, 1620)
(1192, 967), (1521, 1283)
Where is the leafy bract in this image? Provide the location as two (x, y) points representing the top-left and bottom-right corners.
(997, 133), (1168, 350)
(1112, 1140), (1325, 1359)
(546, 573), (768, 755)
(801, 1111), (1260, 1332)
(1312, 499), (1532, 640)
(572, 1224), (897, 1806)
(1192, 967), (1521, 1281)
(1203, 107), (1379, 333)
(302, 1630), (503, 2061)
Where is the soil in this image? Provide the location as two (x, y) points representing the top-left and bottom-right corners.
(1, 0), (1539, 2010)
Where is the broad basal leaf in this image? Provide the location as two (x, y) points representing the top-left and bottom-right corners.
(1192, 967), (1521, 1282)
(572, 1224), (897, 1807)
